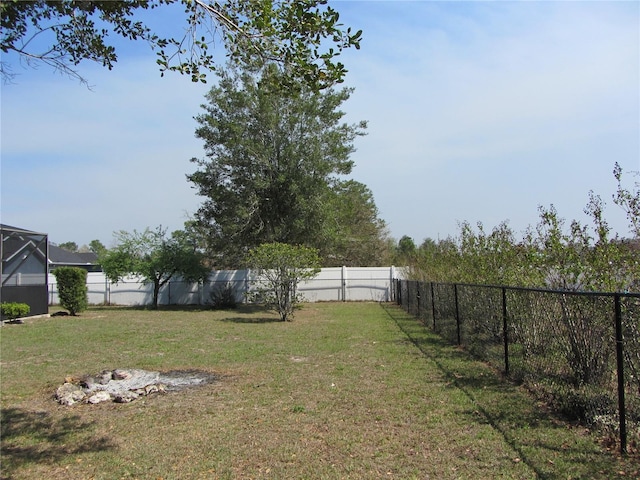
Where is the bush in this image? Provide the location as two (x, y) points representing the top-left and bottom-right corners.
(553, 386), (615, 425)
(209, 282), (238, 310)
(247, 243), (321, 321)
(52, 267), (88, 315)
(1, 302), (30, 321)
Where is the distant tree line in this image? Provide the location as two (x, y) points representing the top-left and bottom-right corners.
(395, 163), (640, 293)
(56, 240), (106, 255)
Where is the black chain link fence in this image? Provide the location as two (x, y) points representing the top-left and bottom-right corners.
(395, 279), (640, 455)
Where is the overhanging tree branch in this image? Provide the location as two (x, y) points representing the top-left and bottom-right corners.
(1, 0), (362, 89)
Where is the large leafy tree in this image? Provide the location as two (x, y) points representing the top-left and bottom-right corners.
(188, 63), (374, 267)
(99, 226), (209, 308)
(1, 0), (362, 89)
(394, 235), (416, 264)
(323, 180), (392, 266)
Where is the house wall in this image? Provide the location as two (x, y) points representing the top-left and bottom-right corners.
(2, 286), (49, 316)
(1, 226), (48, 316)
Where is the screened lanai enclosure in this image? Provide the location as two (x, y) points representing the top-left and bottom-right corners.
(1, 225), (48, 317)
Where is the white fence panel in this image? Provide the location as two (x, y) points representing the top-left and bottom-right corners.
(108, 276), (153, 306)
(202, 270), (251, 304)
(299, 267), (344, 302)
(86, 272), (109, 304)
(343, 266), (397, 302)
(48, 266), (401, 306)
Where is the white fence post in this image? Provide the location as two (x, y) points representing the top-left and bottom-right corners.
(390, 266), (395, 302)
(341, 266), (347, 301)
(245, 269), (251, 304)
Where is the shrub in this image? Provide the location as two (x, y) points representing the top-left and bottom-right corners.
(209, 282), (238, 310)
(247, 243), (321, 321)
(52, 267), (88, 315)
(1, 302), (30, 321)
(553, 386), (615, 425)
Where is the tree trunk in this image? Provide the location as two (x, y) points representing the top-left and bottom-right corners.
(152, 282), (161, 309)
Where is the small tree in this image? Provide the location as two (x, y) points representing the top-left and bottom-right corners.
(88, 239), (107, 256)
(100, 226), (209, 309)
(53, 267), (88, 315)
(58, 241), (79, 252)
(247, 243), (321, 321)
(613, 162), (640, 239)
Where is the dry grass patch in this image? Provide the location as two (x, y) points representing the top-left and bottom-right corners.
(1, 303), (636, 479)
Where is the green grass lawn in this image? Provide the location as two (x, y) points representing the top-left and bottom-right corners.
(1, 303), (636, 479)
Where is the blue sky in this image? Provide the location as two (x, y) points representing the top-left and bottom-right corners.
(1, 1), (638, 249)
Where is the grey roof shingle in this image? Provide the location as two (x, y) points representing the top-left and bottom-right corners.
(48, 244), (99, 266)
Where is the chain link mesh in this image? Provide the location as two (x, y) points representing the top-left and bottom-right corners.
(395, 279), (640, 454)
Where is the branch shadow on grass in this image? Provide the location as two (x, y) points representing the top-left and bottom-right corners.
(216, 304), (282, 323)
(87, 304), (282, 322)
(88, 304), (215, 313)
(381, 303), (629, 480)
(219, 316), (282, 324)
(0, 407), (116, 479)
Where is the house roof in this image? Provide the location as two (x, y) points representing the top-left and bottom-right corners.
(1, 224), (48, 264)
(0, 224), (47, 236)
(48, 244), (99, 266)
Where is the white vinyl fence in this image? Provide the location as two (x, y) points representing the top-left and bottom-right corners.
(48, 267), (402, 307)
